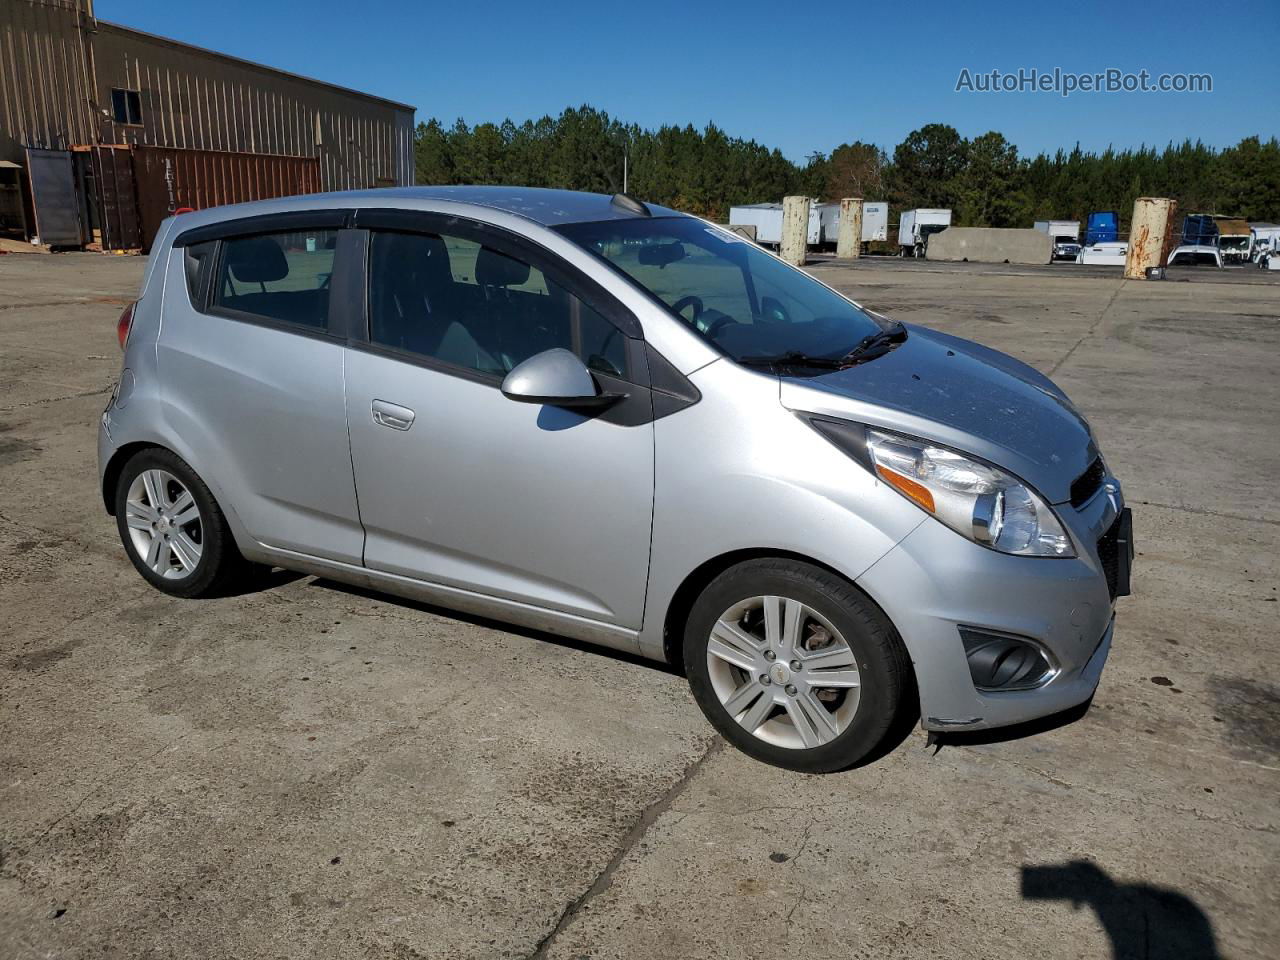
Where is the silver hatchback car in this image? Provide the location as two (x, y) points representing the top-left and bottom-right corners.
(100, 187), (1132, 772)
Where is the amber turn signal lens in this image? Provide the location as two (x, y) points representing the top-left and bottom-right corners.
(876, 466), (936, 513)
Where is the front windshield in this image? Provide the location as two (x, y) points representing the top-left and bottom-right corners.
(556, 216), (887, 363)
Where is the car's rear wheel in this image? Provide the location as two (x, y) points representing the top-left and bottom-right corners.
(114, 448), (246, 598)
(684, 558), (912, 772)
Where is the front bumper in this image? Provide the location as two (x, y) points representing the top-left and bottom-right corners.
(857, 479), (1126, 731)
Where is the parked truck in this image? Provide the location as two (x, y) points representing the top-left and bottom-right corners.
(1085, 211), (1119, 245)
(1034, 220), (1082, 261)
(1213, 217), (1251, 265)
(898, 209), (952, 257)
(1168, 214), (1251, 268)
(1249, 223), (1280, 263)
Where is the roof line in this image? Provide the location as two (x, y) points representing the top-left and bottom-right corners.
(94, 19), (416, 113)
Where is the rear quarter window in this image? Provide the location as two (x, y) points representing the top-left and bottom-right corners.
(211, 230), (338, 330)
(183, 240), (217, 305)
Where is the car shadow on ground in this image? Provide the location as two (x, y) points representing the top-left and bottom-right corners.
(307, 576), (677, 675)
(1022, 861), (1221, 959)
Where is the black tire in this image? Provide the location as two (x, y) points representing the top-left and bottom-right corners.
(113, 447), (247, 598)
(683, 558), (912, 773)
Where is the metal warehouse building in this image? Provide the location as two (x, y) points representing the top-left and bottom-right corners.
(1, 0), (414, 249)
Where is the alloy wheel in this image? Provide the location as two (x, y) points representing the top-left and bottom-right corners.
(705, 595), (862, 749)
(124, 469), (203, 580)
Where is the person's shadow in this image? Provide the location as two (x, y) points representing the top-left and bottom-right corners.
(1022, 861), (1221, 959)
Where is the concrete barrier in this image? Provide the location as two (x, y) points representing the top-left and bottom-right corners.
(927, 228), (1052, 264)
(718, 223), (757, 242)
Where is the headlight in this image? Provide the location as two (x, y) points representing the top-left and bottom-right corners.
(864, 428), (1074, 557)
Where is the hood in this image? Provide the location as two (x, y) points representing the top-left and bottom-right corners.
(778, 325), (1098, 504)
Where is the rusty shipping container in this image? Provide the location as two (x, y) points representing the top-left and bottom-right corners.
(89, 144), (141, 249)
(132, 145), (321, 248)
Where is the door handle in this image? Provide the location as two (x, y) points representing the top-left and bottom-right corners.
(372, 399), (415, 431)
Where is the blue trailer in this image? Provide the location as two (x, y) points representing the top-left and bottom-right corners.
(1085, 211), (1119, 245)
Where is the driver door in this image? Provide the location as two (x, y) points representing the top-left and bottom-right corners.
(343, 215), (657, 631)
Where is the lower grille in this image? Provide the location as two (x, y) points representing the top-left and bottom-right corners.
(1097, 510), (1133, 599)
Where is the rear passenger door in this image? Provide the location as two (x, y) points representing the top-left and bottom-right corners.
(163, 212), (365, 563)
(342, 213), (656, 630)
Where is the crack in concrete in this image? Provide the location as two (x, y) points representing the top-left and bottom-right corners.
(26, 733), (190, 851)
(964, 750), (1279, 836)
(0, 384), (113, 412)
(1138, 500), (1280, 528)
(1047, 280), (1127, 376)
(524, 737), (725, 960)
(784, 882), (808, 930)
(791, 814), (817, 864)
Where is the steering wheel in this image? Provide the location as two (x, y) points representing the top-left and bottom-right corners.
(704, 313), (740, 339)
(671, 295), (704, 325)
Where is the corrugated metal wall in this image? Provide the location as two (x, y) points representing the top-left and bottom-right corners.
(0, 0), (97, 163)
(0, 1), (414, 190)
(92, 22), (413, 190)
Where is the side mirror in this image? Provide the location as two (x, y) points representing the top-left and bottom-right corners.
(501, 348), (620, 408)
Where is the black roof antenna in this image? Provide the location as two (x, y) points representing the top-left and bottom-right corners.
(611, 193), (651, 217)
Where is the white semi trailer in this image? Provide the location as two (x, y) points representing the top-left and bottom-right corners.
(729, 202), (823, 246)
(898, 209), (952, 257)
(861, 202), (889, 242)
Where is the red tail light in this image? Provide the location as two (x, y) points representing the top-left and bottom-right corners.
(116, 301), (136, 350)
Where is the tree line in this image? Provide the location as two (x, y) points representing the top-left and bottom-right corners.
(414, 107), (1280, 229)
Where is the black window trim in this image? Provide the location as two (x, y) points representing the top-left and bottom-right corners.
(173, 208), (353, 248)
(351, 211), (647, 391)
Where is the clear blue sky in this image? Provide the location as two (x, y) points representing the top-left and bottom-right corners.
(101, 0), (1277, 162)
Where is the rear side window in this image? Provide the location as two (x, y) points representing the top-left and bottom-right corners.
(367, 230), (628, 378)
(212, 230), (338, 330)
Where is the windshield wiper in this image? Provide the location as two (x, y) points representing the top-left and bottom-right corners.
(738, 324), (908, 372)
(838, 323), (908, 364)
(736, 351), (848, 370)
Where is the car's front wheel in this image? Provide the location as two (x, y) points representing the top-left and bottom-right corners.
(684, 558), (913, 772)
(114, 448), (246, 598)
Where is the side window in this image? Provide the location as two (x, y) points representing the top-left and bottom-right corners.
(368, 230), (628, 378)
(212, 230), (337, 330)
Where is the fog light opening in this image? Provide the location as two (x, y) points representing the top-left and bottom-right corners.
(960, 627), (1057, 691)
